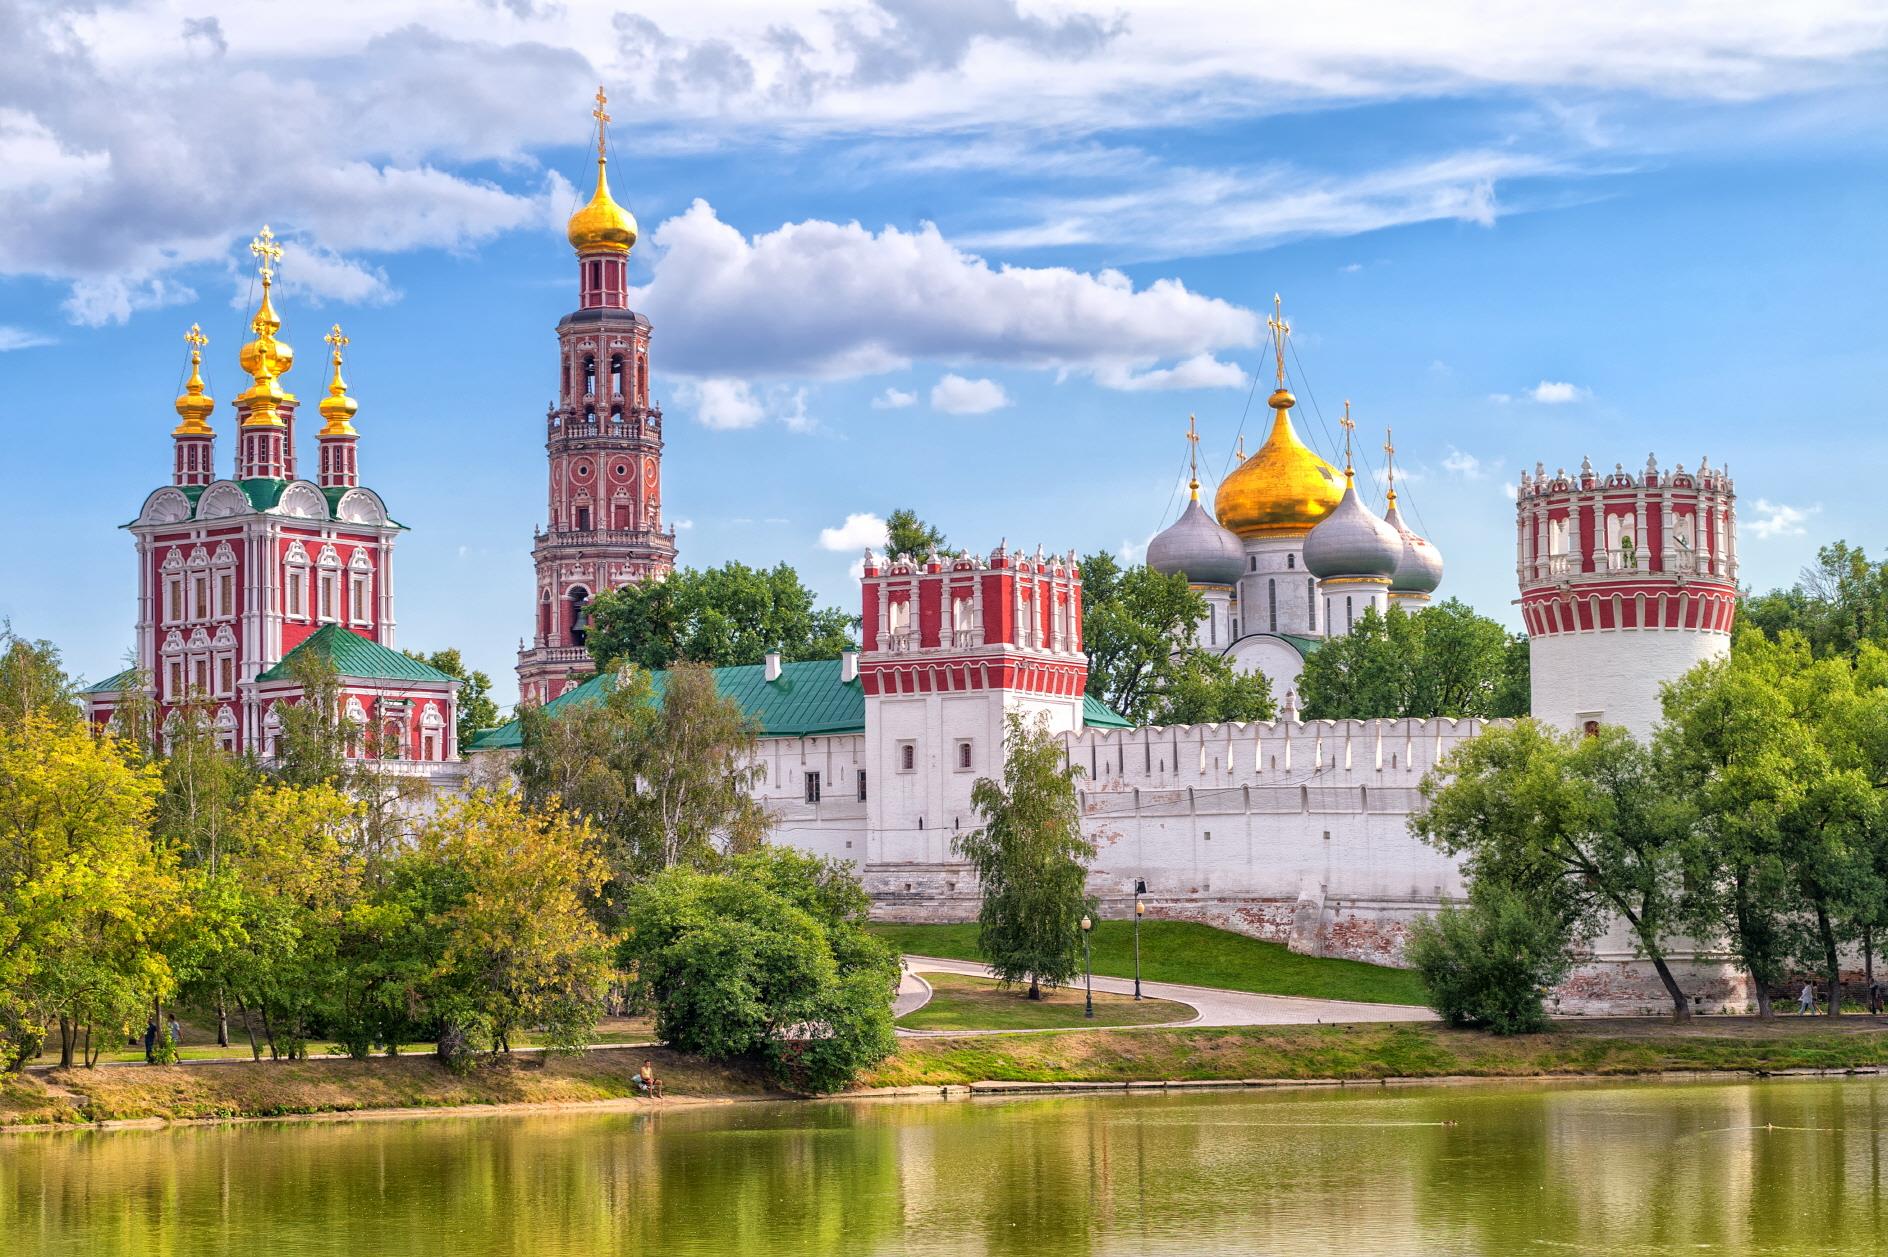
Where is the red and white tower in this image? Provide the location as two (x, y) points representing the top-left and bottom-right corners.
(1517, 453), (1738, 738)
(516, 86), (676, 706)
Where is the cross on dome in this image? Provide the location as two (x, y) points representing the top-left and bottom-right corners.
(249, 225), (282, 284)
(1186, 412), (1200, 497)
(1267, 293), (1290, 387)
(593, 85), (611, 158)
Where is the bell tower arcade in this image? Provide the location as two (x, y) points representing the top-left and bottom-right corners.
(516, 87), (677, 706)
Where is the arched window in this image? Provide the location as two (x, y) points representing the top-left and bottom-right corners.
(583, 357), (596, 397)
(1346, 596), (1354, 629)
(568, 587), (591, 647)
(1287, 553), (1296, 570)
(611, 355), (623, 397)
(1307, 579), (1317, 631)
(638, 358), (649, 405)
(1268, 578), (1277, 633)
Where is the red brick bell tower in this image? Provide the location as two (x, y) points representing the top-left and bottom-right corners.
(516, 87), (676, 706)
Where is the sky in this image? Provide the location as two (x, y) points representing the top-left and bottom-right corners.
(2, 0), (1886, 708)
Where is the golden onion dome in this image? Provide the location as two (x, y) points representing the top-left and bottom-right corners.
(1213, 388), (1344, 538)
(566, 156), (637, 254)
(172, 325), (215, 435)
(317, 324), (358, 437)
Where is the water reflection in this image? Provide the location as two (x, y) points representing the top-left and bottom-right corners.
(6, 1078), (1888, 1255)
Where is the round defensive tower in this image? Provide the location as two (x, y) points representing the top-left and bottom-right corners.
(1517, 453), (1739, 740)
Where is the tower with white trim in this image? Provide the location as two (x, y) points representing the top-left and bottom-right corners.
(1517, 454), (1738, 738)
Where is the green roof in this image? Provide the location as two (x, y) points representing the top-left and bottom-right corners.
(467, 658), (1135, 750)
(257, 624), (457, 685)
(240, 478), (288, 511)
(85, 667), (139, 695)
(1278, 633), (1323, 659)
(1081, 695), (1133, 729)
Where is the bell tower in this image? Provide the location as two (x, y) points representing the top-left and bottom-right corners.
(516, 87), (676, 706)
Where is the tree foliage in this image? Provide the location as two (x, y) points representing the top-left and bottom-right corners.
(517, 662), (771, 921)
(885, 508), (947, 561)
(404, 647), (500, 747)
(1414, 720), (1694, 1017)
(623, 848), (898, 1093)
(0, 626), (78, 728)
(583, 562), (854, 673)
(1079, 552), (1275, 726)
(1742, 541), (1888, 659)
(1299, 600), (1529, 720)
(957, 712), (1095, 998)
(1406, 886), (1573, 1034)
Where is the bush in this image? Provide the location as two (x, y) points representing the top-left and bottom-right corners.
(1406, 888), (1572, 1034)
(623, 850), (899, 1093)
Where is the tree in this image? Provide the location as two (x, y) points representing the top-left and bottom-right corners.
(957, 711), (1095, 999)
(623, 848), (898, 1093)
(1414, 720), (1695, 1018)
(414, 791), (613, 1060)
(405, 647), (499, 746)
(885, 508), (947, 561)
(516, 662), (771, 920)
(0, 625), (78, 728)
(1079, 554), (1275, 725)
(0, 715), (173, 1071)
(1406, 885), (1573, 1034)
(1742, 541), (1888, 659)
(583, 562), (855, 673)
(1298, 600), (1530, 720)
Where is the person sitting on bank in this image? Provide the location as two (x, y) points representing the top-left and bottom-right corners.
(634, 1059), (663, 1098)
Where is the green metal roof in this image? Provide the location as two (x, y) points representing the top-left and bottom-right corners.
(1081, 695), (1133, 729)
(1278, 633), (1323, 659)
(85, 667), (139, 695)
(257, 624), (457, 685)
(467, 659), (1135, 750)
(240, 478), (288, 511)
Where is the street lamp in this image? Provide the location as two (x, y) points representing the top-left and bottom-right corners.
(1133, 879), (1147, 1000)
(1081, 915), (1094, 1019)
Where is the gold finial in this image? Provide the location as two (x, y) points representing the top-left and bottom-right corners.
(249, 225), (283, 287)
(1267, 293), (1290, 387)
(1339, 399), (1356, 482)
(318, 323), (358, 436)
(1383, 427), (1397, 504)
(173, 323), (215, 435)
(593, 85), (611, 161)
(1186, 413), (1200, 500)
(237, 224), (293, 429)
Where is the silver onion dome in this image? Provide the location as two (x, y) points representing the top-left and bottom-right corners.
(1384, 497), (1444, 593)
(1303, 477), (1402, 579)
(1147, 495), (1247, 587)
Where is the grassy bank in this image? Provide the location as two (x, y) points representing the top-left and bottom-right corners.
(898, 972), (1190, 1031)
(1, 1047), (773, 1128)
(864, 1019), (1888, 1088)
(871, 920), (1429, 1005)
(10, 1020), (1888, 1129)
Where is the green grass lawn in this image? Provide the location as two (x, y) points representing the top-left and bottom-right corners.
(899, 971), (1190, 1032)
(872, 920), (1429, 1006)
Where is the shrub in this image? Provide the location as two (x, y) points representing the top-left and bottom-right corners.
(1406, 888), (1572, 1034)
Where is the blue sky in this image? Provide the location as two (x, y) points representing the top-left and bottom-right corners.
(3, 2), (1885, 707)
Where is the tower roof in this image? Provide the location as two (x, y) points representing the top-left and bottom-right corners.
(1304, 403), (1401, 580)
(317, 324), (358, 437)
(1212, 297), (1343, 539)
(1148, 416), (1245, 585)
(566, 86), (638, 255)
(172, 324), (214, 435)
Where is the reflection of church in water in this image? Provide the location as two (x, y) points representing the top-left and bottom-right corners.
(1145, 298), (1444, 704)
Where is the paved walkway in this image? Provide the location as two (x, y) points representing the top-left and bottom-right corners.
(899, 955), (1435, 1031)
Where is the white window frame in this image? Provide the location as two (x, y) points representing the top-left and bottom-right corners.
(954, 739), (974, 772)
(897, 740), (917, 773)
(804, 770), (822, 804)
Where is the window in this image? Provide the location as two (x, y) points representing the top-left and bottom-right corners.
(165, 576), (184, 623)
(319, 572), (340, 622)
(219, 656), (234, 696)
(575, 505), (591, 531)
(1268, 578), (1277, 633)
(805, 771), (822, 804)
(1307, 579), (1316, 631)
(568, 587), (591, 647)
(1249, 555), (1257, 572)
(350, 573), (371, 624)
(1346, 596), (1354, 630)
(857, 770), (868, 802)
(955, 740), (973, 771)
(167, 660), (183, 700)
(191, 574), (210, 620)
(218, 573), (234, 619)
(1209, 609), (1216, 645)
(1287, 553), (1296, 570)
(192, 658), (208, 694)
(611, 355), (623, 396)
(898, 742), (916, 772)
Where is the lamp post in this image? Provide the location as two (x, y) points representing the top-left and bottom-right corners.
(1133, 879), (1147, 1000)
(1081, 915), (1094, 1019)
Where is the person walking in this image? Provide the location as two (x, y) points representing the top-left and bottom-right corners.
(1870, 981), (1883, 1016)
(167, 1014), (182, 1047)
(143, 1020), (158, 1063)
(1798, 982), (1816, 1015)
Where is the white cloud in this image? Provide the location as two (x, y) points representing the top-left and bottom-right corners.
(818, 512), (891, 552)
(1748, 498), (1817, 540)
(1529, 380), (1590, 404)
(672, 517), (695, 531)
(1442, 448), (1485, 480)
(871, 386), (917, 409)
(1488, 392), (1514, 405)
(629, 200), (1259, 382)
(678, 378), (766, 429)
(0, 326), (54, 351)
(1093, 353), (1246, 392)
(930, 374), (1010, 414)
(1503, 482), (1520, 502)
(1339, 262), (1364, 273)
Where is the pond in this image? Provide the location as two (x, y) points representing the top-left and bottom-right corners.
(7, 1076), (1888, 1254)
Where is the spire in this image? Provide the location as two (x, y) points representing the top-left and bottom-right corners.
(172, 324), (214, 435)
(566, 85), (638, 255)
(318, 324), (358, 436)
(236, 225), (293, 430)
(1186, 413), (1200, 500)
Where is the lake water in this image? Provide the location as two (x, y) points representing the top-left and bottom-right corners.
(8, 1077), (1888, 1254)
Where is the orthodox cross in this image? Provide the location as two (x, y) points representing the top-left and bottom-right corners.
(184, 323), (207, 357)
(593, 85), (611, 159)
(1186, 413), (1200, 491)
(1267, 293), (1290, 386)
(1339, 399), (1356, 476)
(1383, 427), (1396, 501)
(249, 225), (282, 284)
(325, 323), (350, 362)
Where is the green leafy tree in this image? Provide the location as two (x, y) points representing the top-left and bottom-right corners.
(404, 647), (499, 746)
(1406, 885), (1573, 1034)
(1299, 600), (1530, 720)
(885, 508), (947, 560)
(957, 712), (1095, 999)
(1742, 541), (1888, 659)
(622, 848), (898, 1093)
(584, 562), (855, 673)
(517, 662), (771, 918)
(1079, 554), (1274, 725)
(0, 625), (78, 728)
(1414, 720), (1694, 1018)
